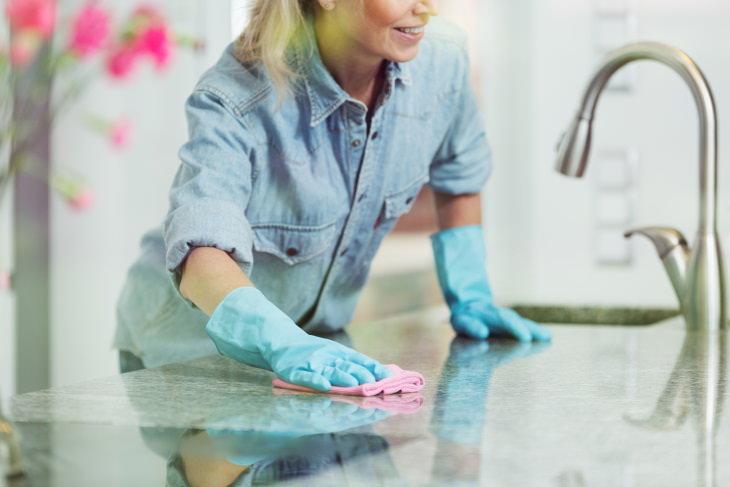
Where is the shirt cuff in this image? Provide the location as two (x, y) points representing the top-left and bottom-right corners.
(164, 198), (254, 288)
(428, 155), (492, 195)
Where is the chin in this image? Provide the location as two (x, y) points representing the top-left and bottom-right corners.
(388, 46), (421, 63)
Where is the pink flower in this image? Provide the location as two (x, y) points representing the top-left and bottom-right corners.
(5, 0), (57, 38)
(9, 30), (42, 67)
(105, 45), (138, 79)
(109, 117), (132, 149)
(104, 4), (174, 78)
(0, 270), (11, 291)
(137, 25), (172, 69)
(131, 4), (164, 25)
(69, 2), (110, 58)
(50, 171), (94, 211)
(68, 187), (95, 211)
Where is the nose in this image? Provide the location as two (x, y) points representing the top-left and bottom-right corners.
(415, 0), (438, 16)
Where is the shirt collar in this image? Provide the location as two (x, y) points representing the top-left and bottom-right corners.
(290, 16), (413, 127)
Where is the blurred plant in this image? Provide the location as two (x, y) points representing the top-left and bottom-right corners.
(0, 0), (202, 210)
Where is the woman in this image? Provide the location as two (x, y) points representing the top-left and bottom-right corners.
(115, 0), (551, 390)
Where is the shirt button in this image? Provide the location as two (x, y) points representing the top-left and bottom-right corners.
(339, 248), (348, 257)
(371, 131), (379, 140)
(286, 248), (299, 257)
(405, 196), (414, 204)
(352, 139), (361, 147)
(357, 193), (366, 202)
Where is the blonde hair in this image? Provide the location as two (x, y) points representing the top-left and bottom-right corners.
(234, 1), (313, 101)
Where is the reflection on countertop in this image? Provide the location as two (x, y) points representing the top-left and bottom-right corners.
(7, 308), (730, 486)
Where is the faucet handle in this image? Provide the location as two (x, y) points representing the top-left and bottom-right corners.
(625, 226), (690, 309)
(624, 226), (689, 259)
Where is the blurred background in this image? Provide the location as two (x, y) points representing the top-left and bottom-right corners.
(2, 0), (730, 399)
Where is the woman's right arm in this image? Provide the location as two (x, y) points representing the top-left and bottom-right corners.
(180, 246), (393, 389)
(179, 247), (254, 316)
(169, 91), (390, 389)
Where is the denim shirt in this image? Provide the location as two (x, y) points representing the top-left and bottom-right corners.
(162, 17), (492, 335)
(114, 18), (492, 366)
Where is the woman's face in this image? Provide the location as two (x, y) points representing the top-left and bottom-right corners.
(324, 0), (439, 64)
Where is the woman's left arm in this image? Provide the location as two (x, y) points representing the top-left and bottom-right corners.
(427, 42), (550, 342)
(430, 191), (552, 342)
(433, 191), (481, 230)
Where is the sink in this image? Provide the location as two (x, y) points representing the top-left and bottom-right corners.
(510, 305), (679, 326)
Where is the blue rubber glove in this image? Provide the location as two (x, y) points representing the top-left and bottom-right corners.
(205, 287), (392, 391)
(431, 225), (552, 341)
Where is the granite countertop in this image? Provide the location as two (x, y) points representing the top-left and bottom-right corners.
(5, 307), (729, 487)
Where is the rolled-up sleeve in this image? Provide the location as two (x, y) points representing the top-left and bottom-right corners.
(428, 49), (493, 195)
(164, 89), (255, 286)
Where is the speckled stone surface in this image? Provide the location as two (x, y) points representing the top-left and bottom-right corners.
(7, 308), (730, 486)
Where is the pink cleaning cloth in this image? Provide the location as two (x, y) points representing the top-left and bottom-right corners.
(272, 364), (425, 397)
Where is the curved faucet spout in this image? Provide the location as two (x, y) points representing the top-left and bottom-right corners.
(556, 41), (718, 233)
(555, 41), (725, 331)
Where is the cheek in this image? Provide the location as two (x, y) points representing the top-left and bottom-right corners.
(362, 0), (408, 27)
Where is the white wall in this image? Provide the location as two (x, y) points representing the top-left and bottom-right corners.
(49, 1), (233, 388)
(481, 0), (540, 307)
(484, 0), (730, 308)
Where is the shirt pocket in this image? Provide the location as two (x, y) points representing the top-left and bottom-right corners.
(251, 221), (338, 266)
(382, 174), (429, 222)
(356, 175), (428, 276)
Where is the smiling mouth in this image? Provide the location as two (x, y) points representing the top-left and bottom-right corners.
(394, 26), (425, 35)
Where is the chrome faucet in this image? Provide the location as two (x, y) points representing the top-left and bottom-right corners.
(555, 41), (726, 331)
